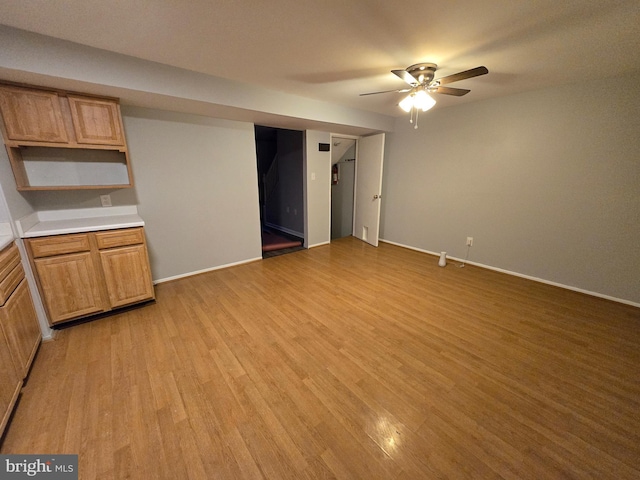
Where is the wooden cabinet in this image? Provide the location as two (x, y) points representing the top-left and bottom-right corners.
(96, 229), (154, 308)
(0, 244), (22, 302)
(0, 281), (41, 378)
(0, 243), (41, 376)
(32, 252), (105, 324)
(0, 86), (69, 143)
(0, 329), (21, 437)
(0, 241), (41, 436)
(26, 228), (155, 325)
(0, 83), (133, 190)
(0, 85), (125, 147)
(67, 95), (124, 146)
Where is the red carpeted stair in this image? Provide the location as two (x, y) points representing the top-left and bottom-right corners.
(261, 231), (302, 252)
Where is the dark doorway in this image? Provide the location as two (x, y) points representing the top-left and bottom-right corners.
(331, 137), (356, 240)
(255, 126), (305, 257)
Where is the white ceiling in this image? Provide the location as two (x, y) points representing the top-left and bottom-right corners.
(0, 0), (639, 118)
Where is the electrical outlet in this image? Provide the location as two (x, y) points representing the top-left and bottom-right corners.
(100, 194), (112, 207)
(466, 237), (473, 247)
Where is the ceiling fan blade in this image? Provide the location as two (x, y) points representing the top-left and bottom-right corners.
(391, 69), (419, 85)
(359, 88), (410, 96)
(435, 86), (470, 96)
(437, 66), (488, 85)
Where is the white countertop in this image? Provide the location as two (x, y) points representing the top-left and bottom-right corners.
(16, 206), (145, 238)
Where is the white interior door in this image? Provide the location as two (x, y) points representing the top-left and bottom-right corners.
(353, 133), (385, 247)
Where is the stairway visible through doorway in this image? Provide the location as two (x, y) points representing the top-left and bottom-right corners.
(261, 228), (304, 258)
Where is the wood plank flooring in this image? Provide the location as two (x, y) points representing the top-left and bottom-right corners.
(2, 237), (639, 479)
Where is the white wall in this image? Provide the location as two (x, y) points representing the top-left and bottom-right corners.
(381, 72), (640, 305)
(0, 149), (34, 223)
(0, 185), (9, 224)
(0, 154), (54, 339)
(304, 131), (332, 248)
(121, 107), (262, 281)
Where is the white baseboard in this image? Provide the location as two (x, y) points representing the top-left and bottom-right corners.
(308, 240), (331, 249)
(379, 238), (640, 308)
(154, 256), (263, 284)
(42, 330), (56, 341)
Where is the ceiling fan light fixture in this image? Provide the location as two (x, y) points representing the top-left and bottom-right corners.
(398, 89), (436, 114)
(398, 93), (415, 112)
(413, 89), (436, 112)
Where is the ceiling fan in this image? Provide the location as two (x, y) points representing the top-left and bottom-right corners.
(361, 63), (489, 128)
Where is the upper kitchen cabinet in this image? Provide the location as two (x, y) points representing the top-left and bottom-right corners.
(67, 95), (125, 146)
(0, 86), (69, 143)
(0, 83), (134, 191)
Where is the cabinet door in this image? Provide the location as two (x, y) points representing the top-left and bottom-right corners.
(0, 280), (41, 378)
(67, 95), (124, 146)
(0, 327), (21, 436)
(34, 252), (105, 324)
(100, 245), (154, 308)
(0, 86), (69, 143)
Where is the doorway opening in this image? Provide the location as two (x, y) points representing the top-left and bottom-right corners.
(255, 125), (305, 258)
(331, 137), (357, 240)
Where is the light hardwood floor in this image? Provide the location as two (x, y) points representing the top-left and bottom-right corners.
(2, 237), (639, 479)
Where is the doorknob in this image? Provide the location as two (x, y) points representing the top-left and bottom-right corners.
(373, 194), (382, 200)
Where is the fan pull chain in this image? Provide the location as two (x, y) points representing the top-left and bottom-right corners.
(414, 108), (419, 129)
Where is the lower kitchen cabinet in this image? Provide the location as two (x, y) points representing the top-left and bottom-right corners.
(26, 227), (155, 325)
(32, 251), (104, 323)
(0, 241), (41, 436)
(0, 331), (21, 436)
(100, 244), (154, 308)
(0, 280), (41, 378)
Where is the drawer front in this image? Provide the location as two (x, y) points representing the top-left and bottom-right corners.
(28, 234), (91, 258)
(95, 228), (144, 250)
(0, 243), (20, 281)
(0, 263), (24, 306)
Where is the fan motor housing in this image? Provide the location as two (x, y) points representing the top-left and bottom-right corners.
(406, 63), (437, 85)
